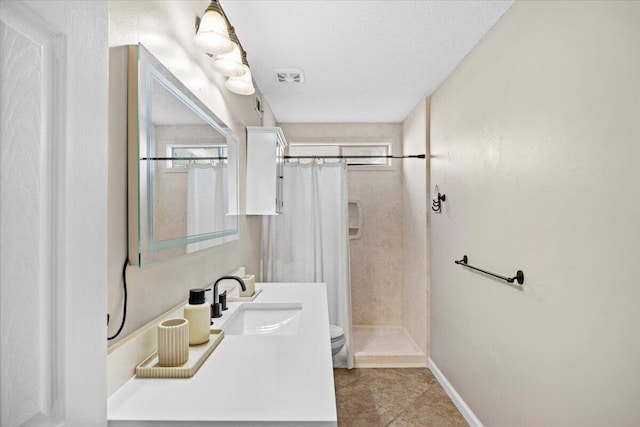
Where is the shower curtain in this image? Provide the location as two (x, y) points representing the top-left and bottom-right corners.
(186, 163), (228, 253)
(263, 160), (353, 368)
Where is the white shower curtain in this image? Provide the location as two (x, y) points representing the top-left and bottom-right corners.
(263, 160), (353, 368)
(186, 163), (228, 253)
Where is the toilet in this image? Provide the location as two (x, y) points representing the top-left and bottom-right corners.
(330, 324), (346, 356)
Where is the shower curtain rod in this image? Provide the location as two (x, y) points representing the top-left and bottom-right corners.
(284, 154), (426, 160)
(141, 154), (427, 161)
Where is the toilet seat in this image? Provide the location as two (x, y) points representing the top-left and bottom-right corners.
(330, 325), (346, 357)
(330, 324), (344, 341)
(329, 325), (347, 356)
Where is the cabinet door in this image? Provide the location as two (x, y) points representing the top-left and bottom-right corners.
(246, 127), (287, 215)
(276, 141), (285, 213)
(0, 1), (108, 425)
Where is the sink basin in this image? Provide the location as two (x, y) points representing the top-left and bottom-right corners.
(223, 303), (302, 336)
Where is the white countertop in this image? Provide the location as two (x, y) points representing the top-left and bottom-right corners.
(107, 283), (337, 427)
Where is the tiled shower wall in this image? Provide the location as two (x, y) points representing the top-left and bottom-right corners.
(401, 99), (429, 355)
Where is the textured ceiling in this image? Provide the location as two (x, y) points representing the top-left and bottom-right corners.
(221, 1), (512, 123)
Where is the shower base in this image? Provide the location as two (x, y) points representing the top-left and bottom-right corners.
(352, 325), (427, 368)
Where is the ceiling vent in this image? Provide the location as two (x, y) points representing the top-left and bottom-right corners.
(275, 68), (305, 84)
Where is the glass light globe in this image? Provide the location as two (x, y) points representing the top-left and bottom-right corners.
(211, 41), (245, 77)
(225, 65), (255, 95)
(193, 7), (233, 55)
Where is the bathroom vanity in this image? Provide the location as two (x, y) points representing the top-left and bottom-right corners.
(107, 283), (337, 426)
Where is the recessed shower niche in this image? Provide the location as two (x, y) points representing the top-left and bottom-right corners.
(127, 44), (240, 266)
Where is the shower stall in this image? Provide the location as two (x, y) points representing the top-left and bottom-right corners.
(280, 116), (429, 368)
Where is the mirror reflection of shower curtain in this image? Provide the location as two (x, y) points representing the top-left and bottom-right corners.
(263, 160), (353, 368)
(186, 163), (228, 253)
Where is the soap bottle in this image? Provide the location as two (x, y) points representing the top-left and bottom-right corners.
(183, 288), (210, 345)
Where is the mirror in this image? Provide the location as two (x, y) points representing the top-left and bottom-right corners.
(128, 44), (239, 266)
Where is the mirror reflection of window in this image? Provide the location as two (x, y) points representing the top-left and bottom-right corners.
(167, 145), (228, 169)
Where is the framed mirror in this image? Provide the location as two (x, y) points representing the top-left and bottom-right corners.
(128, 44), (239, 266)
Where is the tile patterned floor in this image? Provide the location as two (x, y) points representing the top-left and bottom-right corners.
(334, 368), (468, 427)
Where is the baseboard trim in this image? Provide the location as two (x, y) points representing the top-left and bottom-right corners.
(428, 358), (484, 427)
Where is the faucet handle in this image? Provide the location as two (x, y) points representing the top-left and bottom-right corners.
(220, 291), (228, 311)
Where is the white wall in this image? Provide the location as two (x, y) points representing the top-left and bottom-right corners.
(401, 98), (429, 355)
(107, 1), (273, 342)
(430, 1), (640, 426)
(279, 123), (405, 327)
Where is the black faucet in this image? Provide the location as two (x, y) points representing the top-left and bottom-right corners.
(211, 276), (246, 319)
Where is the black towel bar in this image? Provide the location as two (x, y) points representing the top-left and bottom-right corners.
(455, 255), (524, 285)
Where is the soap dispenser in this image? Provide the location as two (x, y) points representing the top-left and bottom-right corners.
(184, 288), (210, 345)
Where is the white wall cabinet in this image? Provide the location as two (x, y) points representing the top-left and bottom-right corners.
(246, 126), (287, 215)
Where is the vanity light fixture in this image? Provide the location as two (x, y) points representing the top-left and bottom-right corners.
(193, 0), (233, 55)
(211, 27), (246, 77)
(194, 0), (256, 96)
(225, 51), (256, 95)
